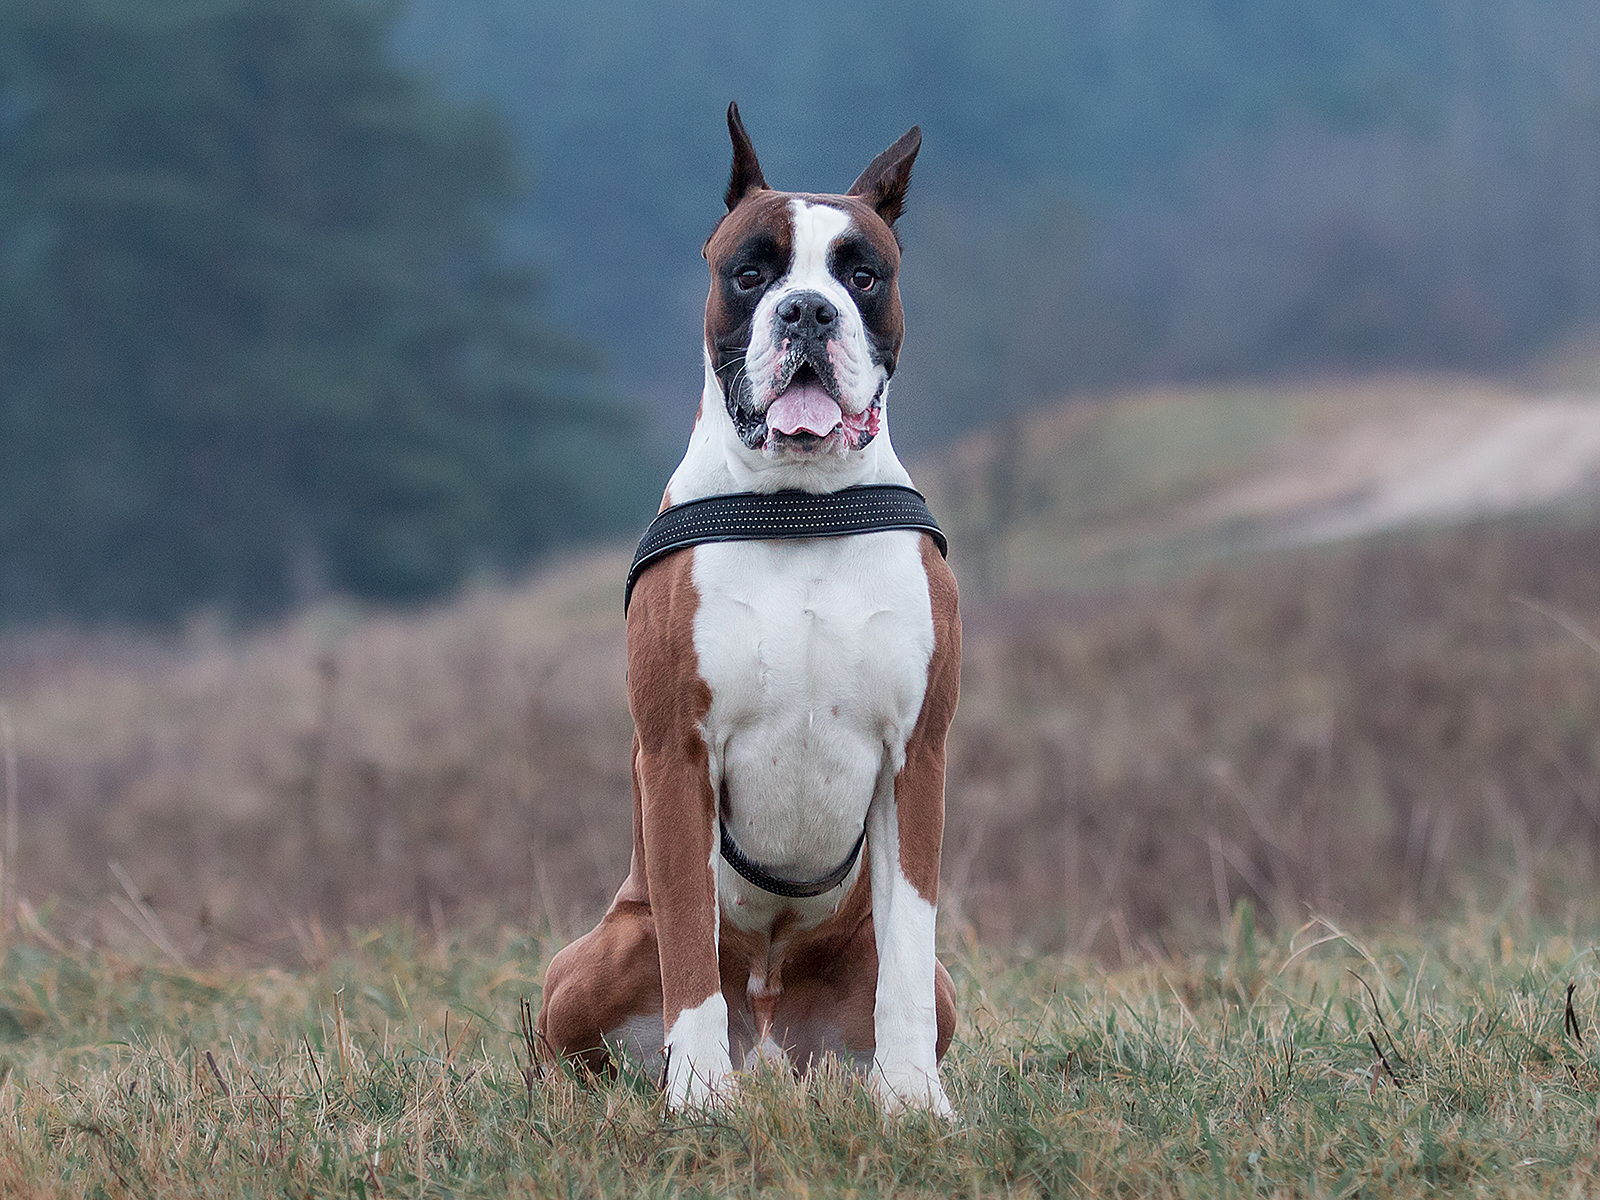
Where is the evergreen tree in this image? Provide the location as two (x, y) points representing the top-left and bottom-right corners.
(0, 0), (641, 623)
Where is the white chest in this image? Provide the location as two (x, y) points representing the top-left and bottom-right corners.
(691, 531), (935, 919)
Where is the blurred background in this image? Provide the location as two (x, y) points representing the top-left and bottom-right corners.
(4, 0), (1600, 961)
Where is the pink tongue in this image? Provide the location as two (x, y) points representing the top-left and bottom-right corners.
(767, 381), (843, 436)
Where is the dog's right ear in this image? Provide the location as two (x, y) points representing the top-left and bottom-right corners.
(724, 102), (769, 212)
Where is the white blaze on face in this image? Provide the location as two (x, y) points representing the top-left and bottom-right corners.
(744, 200), (887, 427)
(785, 199), (851, 296)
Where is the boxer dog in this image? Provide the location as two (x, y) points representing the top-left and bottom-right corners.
(538, 104), (958, 1116)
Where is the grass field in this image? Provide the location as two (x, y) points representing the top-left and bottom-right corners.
(2, 907), (1598, 1198)
(4, 376), (1600, 1195)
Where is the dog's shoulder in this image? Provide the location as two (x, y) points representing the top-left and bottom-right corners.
(625, 549), (710, 751)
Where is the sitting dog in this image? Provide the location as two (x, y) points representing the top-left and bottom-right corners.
(538, 103), (958, 1116)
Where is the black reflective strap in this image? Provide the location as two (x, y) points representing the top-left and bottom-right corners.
(719, 820), (867, 899)
(624, 483), (947, 613)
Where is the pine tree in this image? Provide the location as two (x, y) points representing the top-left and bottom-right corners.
(0, 0), (641, 622)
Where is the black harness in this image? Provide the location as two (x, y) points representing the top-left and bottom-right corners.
(625, 483), (946, 614)
(624, 483), (949, 899)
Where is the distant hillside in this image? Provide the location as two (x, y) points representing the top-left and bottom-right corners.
(923, 377), (1600, 595)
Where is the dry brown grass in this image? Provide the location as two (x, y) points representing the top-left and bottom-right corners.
(3, 381), (1600, 960)
(2, 515), (1599, 962)
(0, 550), (637, 960)
(947, 514), (1600, 951)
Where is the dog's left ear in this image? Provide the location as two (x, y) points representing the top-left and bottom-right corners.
(847, 126), (922, 227)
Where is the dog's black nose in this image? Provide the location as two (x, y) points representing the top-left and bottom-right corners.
(777, 291), (837, 333)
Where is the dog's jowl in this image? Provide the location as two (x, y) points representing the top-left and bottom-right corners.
(538, 104), (959, 1116)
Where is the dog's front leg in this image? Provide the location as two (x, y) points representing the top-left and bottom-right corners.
(866, 752), (953, 1118)
(638, 745), (732, 1109)
(628, 559), (733, 1109)
(866, 545), (959, 1117)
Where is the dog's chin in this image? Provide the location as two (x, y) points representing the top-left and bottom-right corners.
(763, 427), (847, 458)
(758, 400), (883, 456)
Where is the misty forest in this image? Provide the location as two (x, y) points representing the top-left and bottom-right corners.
(7, 0), (1600, 620)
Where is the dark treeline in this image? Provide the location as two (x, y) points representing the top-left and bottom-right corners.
(398, 0), (1600, 448)
(0, 0), (647, 624)
(5, 0), (1600, 623)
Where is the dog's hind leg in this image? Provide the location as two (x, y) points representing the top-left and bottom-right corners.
(537, 898), (664, 1077)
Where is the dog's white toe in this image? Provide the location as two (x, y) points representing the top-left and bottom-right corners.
(664, 1059), (734, 1112)
(869, 1062), (954, 1119)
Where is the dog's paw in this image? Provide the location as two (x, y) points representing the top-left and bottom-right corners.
(662, 995), (734, 1112)
(869, 1061), (954, 1119)
(664, 1053), (734, 1112)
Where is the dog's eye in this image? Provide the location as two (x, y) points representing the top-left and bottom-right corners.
(734, 267), (764, 291)
(850, 268), (877, 292)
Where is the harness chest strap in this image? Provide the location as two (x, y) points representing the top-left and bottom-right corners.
(625, 483), (949, 899)
(624, 483), (947, 614)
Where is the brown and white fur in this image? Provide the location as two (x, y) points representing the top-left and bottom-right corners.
(538, 104), (958, 1116)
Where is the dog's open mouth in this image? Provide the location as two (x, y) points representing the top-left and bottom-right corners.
(765, 364), (843, 440)
(760, 364), (883, 453)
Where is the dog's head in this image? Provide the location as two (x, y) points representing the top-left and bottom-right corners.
(702, 103), (920, 459)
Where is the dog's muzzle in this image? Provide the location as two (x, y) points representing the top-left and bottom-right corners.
(718, 289), (886, 453)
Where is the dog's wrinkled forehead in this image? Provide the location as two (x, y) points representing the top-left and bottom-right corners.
(703, 190), (902, 351)
(704, 189), (900, 276)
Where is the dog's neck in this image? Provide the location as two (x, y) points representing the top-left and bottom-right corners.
(664, 351), (914, 505)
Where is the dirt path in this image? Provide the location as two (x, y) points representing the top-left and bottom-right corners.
(1192, 393), (1600, 544)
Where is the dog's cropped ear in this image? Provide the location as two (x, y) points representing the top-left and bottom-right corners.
(724, 102), (769, 212)
(847, 126), (921, 226)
